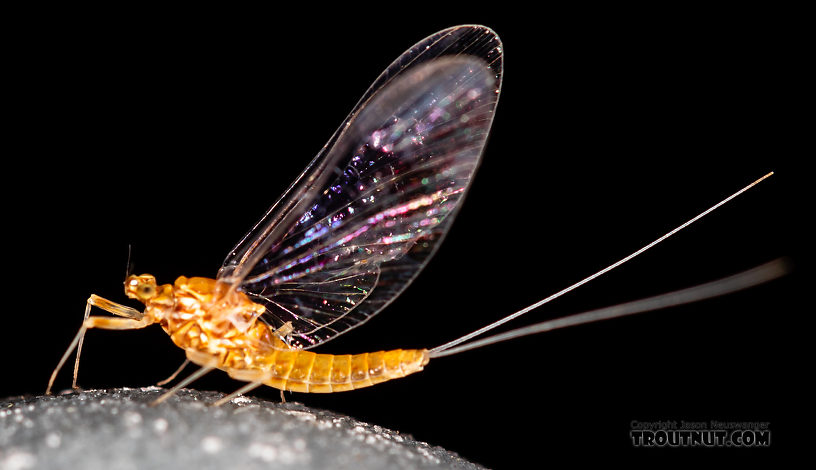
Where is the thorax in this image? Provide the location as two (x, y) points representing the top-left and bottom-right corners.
(145, 276), (275, 354)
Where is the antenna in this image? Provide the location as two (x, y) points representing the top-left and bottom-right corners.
(124, 244), (133, 280)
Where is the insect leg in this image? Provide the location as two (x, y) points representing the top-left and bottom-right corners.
(211, 382), (263, 407)
(156, 359), (191, 386)
(46, 295), (151, 395)
(73, 296), (146, 388)
(211, 367), (273, 406)
(150, 366), (215, 406)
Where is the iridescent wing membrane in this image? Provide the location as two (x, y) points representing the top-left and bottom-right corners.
(217, 26), (503, 349)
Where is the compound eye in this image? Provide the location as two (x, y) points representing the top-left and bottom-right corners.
(138, 283), (156, 298)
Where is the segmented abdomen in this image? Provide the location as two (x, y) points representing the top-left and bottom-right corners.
(235, 348), (430, 393)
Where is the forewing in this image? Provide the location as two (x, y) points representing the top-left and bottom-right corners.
(218, 26), (503, 349)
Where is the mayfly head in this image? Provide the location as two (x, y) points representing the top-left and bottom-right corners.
(125, 274), (158, 303)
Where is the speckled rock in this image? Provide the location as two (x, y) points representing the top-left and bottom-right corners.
(0, 388), (483, 470)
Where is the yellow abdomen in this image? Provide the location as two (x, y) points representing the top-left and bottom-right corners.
(253, 347), (430, 393)
(203, 338), (430, 393)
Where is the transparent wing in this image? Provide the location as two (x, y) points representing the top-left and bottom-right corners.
(217, 25), (503, 349)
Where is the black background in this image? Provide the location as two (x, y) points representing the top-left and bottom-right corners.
(4, 6), (803, 467)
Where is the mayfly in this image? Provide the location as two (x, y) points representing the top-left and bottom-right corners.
(46, 25), (782, 406)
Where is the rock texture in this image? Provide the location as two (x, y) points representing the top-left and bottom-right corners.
(0, 388), (483, 470)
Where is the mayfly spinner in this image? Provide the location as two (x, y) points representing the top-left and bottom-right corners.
(46, 25), (781, 406)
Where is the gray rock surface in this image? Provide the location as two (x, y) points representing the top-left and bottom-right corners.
(0, 388), (483, 470)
